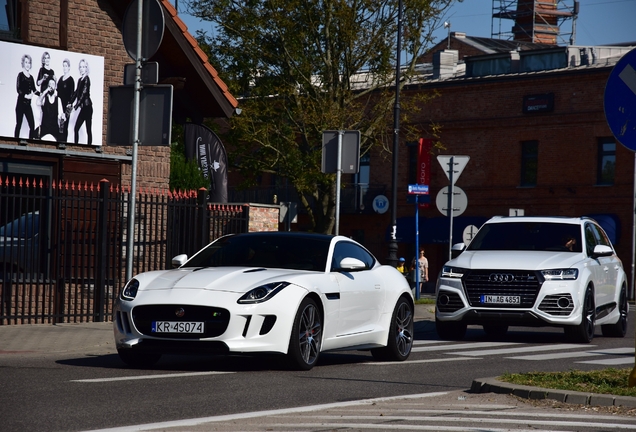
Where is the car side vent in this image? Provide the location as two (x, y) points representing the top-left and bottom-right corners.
(242, 315), (252, 337)
(259, 315), (277, 335)
(538, 294), (574, 316)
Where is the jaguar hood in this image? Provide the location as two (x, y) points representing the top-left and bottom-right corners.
(133, 267), (314, 294)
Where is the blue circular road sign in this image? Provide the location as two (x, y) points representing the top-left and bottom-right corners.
(604, 48), (636, 151)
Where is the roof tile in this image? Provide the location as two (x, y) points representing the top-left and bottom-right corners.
(159, 0), (238, 110)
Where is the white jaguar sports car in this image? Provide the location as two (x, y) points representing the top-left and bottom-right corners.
(113, 232), (414, 370)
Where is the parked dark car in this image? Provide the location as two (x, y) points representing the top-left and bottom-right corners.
(0, 212), (40, 277)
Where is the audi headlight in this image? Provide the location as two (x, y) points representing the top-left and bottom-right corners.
(441, 266), (466, 278)
(238, 282), (290, 304)
(541, 269), (578, 280)
(120, 278), (140, 301)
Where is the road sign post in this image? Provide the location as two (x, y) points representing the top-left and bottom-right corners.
(408, 184), (429, 300)
(437, 156), (470, 261)
(322, 130), (360, 235)
(604, 48), (636, 387)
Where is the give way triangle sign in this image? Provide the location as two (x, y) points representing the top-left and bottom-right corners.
(437, 155), (470, 185)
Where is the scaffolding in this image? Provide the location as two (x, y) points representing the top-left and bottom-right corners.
(492, 0), (579, 45)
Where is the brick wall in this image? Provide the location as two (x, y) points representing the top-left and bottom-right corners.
(247, 204), (280, 232)
(339, 65), (633, 279)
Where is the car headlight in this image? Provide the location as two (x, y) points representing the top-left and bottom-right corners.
(441, 266), (466, 278)
(238, 282), (290, 304)
(541, 269), (578, 280)
(120, 278), (140, 301)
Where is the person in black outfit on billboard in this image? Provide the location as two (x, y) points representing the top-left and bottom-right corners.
(71, 59), (92, 145)
(37, 77), (64, 141)
(14, 54), (37, 139)
(57, 58), (75, 142)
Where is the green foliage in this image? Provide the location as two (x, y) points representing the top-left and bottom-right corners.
(501, 369), (636, 397)
(169, 123), (209, 191)
(186, 0), (458, 232)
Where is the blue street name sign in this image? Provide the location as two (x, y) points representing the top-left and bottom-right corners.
(408, 184), (429, 195)
(604, 48), (636, 151)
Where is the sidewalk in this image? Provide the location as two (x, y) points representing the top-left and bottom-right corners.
(1, 302), (635, 410)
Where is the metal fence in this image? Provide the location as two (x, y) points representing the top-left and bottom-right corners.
(0, 176), (249, 325)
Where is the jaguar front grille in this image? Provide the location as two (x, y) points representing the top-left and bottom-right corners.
(463, 270), (541, 308)
(132, 304), (230, 339)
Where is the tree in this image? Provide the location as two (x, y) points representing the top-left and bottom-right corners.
(186, 0), (458, 233)
(169, 123), (209, 191)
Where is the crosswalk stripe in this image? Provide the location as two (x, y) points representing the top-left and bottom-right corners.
(577, 357), (635, 365)
(365, 357), (478, 366)
(452, 343), (593, 357)
(510, 351), (600, 361)
(411, 342), (519, 353)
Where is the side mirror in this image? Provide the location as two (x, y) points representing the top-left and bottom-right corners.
(338, 257), (367, 271)
(451, 243), (466, 259)
(172, 254), (188, 268)
(592, 245), (613, 258)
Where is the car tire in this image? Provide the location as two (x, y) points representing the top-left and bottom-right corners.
(483, 324), (508, 338)
(117, 349), (161, 368)
(602, 285), (628, 338)
(435, 317), (467, 340)
(287, 297), (322, 371)
(565, 286), (595, 343)
(371, 296), (414, 362)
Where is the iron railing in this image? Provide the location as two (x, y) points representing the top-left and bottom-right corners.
(0, 176), (249, 325)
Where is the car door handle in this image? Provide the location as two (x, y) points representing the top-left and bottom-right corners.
(603, 266), (609, 272)
(375, 284), (381, 289)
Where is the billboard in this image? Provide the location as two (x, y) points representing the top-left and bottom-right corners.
(0, 40), (104, 146)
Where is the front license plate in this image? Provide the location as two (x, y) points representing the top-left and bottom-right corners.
(152, 321), (204, 333)
(481, 295), (520, 305)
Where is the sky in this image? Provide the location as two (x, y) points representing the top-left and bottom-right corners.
(171, 0), (636, 48)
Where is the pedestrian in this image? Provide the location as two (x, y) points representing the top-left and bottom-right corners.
(396, 257), (408, 277)
(411, 248), (428, 294)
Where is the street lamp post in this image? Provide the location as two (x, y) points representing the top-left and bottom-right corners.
(388, 0), (403, 267)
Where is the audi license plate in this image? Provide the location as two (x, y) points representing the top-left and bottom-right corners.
(481, 295), (520, 305)
(152, 321), (204, 333)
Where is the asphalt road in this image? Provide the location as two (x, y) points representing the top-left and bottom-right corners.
(0, 305), (635, 432)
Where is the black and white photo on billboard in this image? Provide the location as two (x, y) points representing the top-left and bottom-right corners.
(0, 40), (104, 145)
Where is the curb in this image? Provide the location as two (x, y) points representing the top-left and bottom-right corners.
(471, 377), (636, 408)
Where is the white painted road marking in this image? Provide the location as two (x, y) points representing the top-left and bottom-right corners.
(453, 343), (593, 357)
(71, 371), (234, 383)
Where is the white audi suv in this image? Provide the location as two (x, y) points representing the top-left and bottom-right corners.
(435, 216), (628, 343)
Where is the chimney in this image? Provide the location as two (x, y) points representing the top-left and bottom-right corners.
(511, 0), (567, 45)
(433, 50), (458, 79)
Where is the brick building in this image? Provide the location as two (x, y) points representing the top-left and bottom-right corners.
(0, 0), (237, 190)
(337, 33), (636, 291)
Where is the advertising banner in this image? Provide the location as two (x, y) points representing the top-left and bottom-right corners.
(184, 123), (228, 203)
(0, 40), (104, 146)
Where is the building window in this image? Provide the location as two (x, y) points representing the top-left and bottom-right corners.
(520, 141), (538, 187)
(597, 137), (616, 185)
(0, 0), (21, 41)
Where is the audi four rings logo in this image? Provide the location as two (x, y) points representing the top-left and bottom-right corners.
(489, 273), (514, 282)
(175, 307), (185, 318)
